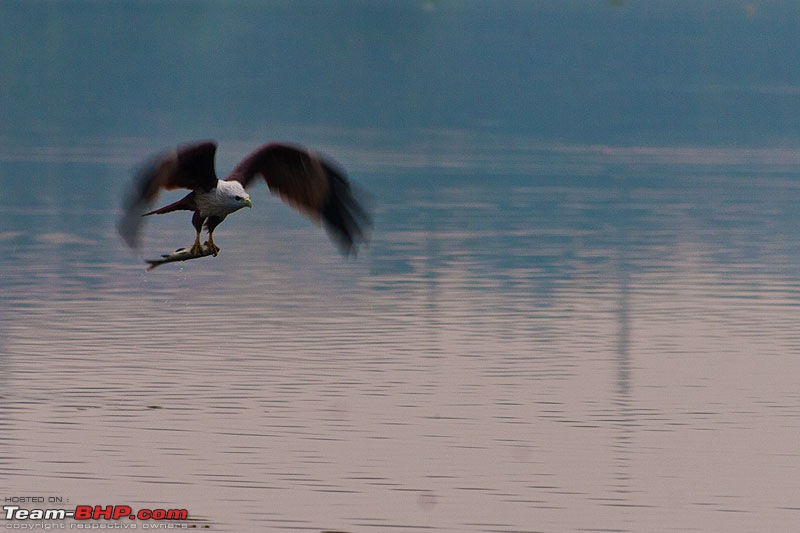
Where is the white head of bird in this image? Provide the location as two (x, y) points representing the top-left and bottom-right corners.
(215, 180), (252, 213)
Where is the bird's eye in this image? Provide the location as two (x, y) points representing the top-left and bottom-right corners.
(235, 196), (242, 201)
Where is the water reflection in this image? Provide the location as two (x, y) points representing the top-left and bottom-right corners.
(3, 137), (800, 531)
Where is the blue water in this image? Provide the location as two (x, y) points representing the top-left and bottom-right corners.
(3, 3), (800, 532)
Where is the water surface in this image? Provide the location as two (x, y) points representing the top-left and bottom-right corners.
(3, 136), (800, 532)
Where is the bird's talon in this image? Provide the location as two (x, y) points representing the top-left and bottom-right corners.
(203, 241), (220, 256)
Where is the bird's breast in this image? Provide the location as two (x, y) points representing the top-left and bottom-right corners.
(195, 189), (237, 218)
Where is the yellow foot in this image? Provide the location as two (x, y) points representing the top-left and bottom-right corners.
(207, 236), (220, 256)
(190, 241), (203, 256)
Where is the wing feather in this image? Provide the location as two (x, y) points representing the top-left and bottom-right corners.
(140, 141), (218, 197)
(117, 141), (218, 248)
(228, 143), (371, 255)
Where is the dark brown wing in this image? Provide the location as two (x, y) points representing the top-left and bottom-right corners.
(227, 143), (371, 255)
(117, 141), (218, 248)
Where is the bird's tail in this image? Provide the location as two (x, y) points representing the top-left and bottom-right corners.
(143, 194), (194, 216)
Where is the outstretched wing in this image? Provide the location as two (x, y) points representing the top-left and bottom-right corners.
(117, 141), (218, 248)
(228, 143), (371, 255)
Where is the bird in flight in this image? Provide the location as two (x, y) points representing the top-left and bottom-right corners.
(118, 141), (371, 262)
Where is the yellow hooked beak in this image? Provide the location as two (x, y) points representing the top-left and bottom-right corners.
(243, 198), (253, 208)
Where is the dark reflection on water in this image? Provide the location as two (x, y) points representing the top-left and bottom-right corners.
(3, 137), (800, 531)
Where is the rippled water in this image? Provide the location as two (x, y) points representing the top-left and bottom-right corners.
(2, 135), (800, 531)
